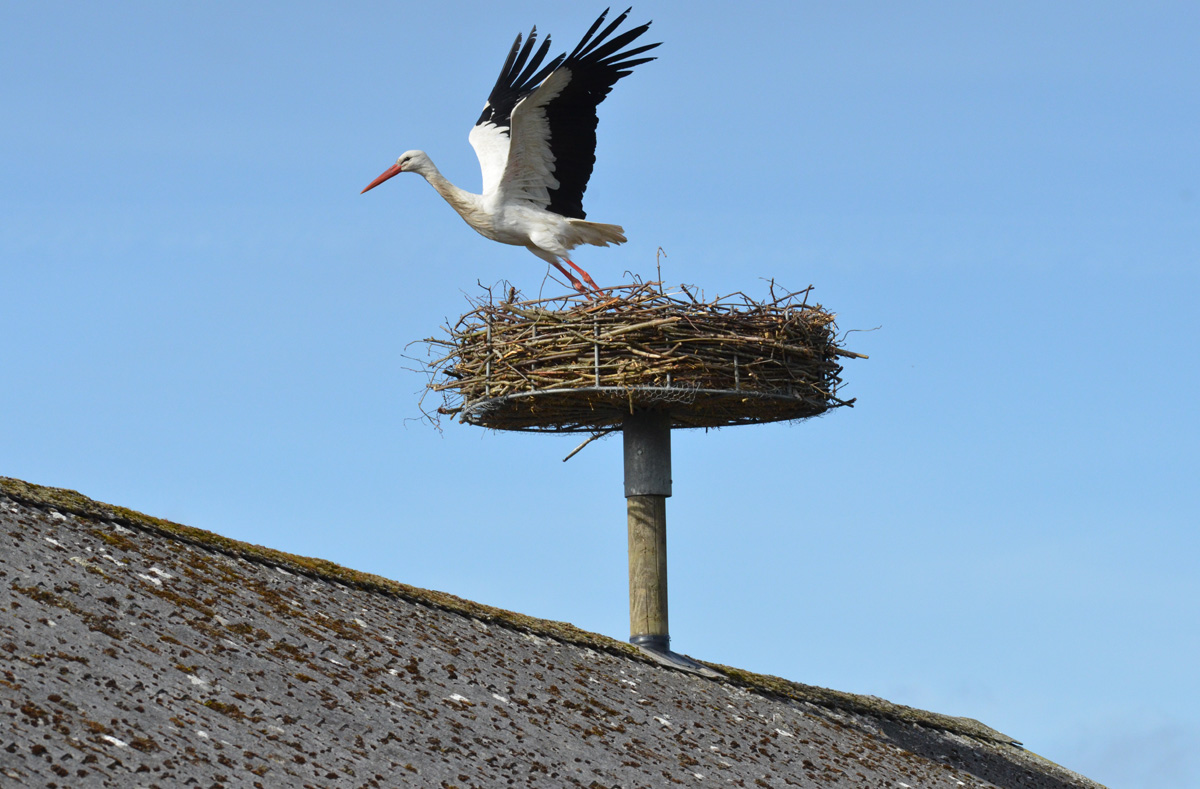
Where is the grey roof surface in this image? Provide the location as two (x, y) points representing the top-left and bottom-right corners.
(1, 477), (1105, 788)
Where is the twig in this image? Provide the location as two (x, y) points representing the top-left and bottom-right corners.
(562, 428), (617, 462)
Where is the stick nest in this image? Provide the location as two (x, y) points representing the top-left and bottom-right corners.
(420, 281), (863, 432)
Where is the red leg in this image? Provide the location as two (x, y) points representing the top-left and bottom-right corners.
(550, 260), (589, 295)
(564, 259), (608, 295)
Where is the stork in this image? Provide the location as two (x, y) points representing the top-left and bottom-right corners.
(361, 8), (660, 295)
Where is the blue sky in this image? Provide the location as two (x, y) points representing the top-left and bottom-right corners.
(3, 2), (1197, 785)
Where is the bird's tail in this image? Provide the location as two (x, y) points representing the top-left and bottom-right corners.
(567, 219), (627, 248)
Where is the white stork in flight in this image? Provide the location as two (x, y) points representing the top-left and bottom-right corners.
(361, 8), (660, 295)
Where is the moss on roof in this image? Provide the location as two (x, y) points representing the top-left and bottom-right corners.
(1, 475), (1017, 747)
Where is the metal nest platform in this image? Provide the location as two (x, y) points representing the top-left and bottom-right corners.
(459, 386), (834, 432)
(421, 281), (864, 433)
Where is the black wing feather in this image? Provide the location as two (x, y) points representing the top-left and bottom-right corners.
(476, 27), (564, 131)
(543, 8), (660, 219)
(571, 8), (613, 58)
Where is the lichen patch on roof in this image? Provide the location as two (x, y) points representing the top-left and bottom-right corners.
(1, 476), (1104, 788)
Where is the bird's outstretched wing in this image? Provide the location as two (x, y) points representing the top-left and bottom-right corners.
(473, 8), (660, 218)
(469, 26), (563, 197)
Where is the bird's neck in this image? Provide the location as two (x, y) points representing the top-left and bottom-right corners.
(417, 161), (482, 221)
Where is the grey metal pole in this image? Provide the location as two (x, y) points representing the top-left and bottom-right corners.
(623, 410), (672, 652)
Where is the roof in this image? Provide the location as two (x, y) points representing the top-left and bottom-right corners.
(1, 475), (1105, 788)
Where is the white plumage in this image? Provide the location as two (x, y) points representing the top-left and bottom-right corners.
(362, 8), (659, 294)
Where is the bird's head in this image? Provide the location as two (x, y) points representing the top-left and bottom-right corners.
(361, 150), (429, 193)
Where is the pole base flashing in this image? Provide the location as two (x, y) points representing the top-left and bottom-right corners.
(630, 634), (670, 652)
(631, 638), (723, 678)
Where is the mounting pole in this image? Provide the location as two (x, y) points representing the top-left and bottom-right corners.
(623, 410), (672, 652)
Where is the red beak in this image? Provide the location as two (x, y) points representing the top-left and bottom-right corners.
(361, 163), (403, 194)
